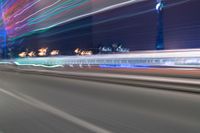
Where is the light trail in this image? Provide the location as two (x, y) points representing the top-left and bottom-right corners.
(15, 0), (63, 25)
(1, 0), (193, 42)
(14, 0), (41, 18)
(14, 49), (200, 68)
(3, 0), (144, 40)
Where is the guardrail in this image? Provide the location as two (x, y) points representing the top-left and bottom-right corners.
(13, 49), (200, 68)
(2, 49), (200, 68)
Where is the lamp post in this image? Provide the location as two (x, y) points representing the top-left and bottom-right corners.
(156, 0), (164, 50)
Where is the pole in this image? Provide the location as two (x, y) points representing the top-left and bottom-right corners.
(156, 0), (164, 50)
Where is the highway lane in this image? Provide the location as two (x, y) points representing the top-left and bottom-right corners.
(0, 70), (200, 133)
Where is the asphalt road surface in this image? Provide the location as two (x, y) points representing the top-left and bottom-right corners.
(0, 70), (200, 133)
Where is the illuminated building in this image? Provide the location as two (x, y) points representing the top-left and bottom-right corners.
(74, 48), (92, 56)
(50, 50), (59, 56)
(18, 52), (26, 58)
(38, 48), (48, 57)
(28, 51), (36, 57)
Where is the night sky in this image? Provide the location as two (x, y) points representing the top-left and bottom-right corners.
(10, 0), (200, 55)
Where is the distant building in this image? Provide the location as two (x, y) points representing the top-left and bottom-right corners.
(98, 43), (129, 54)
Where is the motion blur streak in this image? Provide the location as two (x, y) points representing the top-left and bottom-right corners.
(1, 0), (144, 40)
(14, 49), (200, 68)
(0, 70), (199, 133)
(0, 87), (112, 133)
(2, 0), (189, 40)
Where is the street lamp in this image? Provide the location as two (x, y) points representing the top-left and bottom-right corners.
(156, 0), (164, 50)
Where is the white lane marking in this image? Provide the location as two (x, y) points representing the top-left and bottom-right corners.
(0, 88), (112, 133)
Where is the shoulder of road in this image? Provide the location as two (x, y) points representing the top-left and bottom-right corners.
(0, 64), (200, 94)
